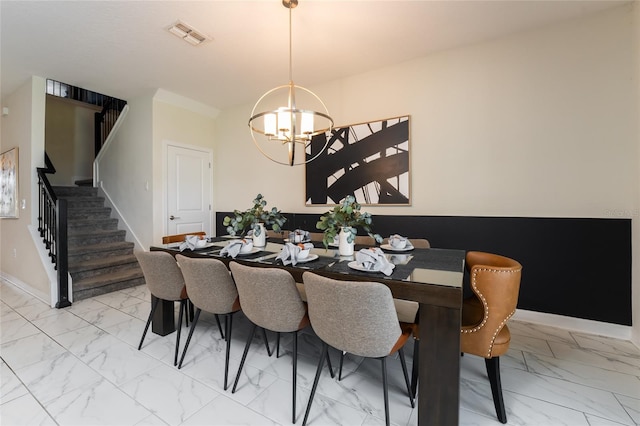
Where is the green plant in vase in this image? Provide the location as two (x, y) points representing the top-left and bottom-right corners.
(316, 195), (382, 249)
(223, 194), (286, 237)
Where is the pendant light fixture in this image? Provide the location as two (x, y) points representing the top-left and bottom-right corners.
(248, 0), (333, 166)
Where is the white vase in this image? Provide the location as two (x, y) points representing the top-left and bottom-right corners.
(253, 223), (266, 247)
(338, 227), (354, 256)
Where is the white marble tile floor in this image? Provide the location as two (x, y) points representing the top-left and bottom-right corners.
(1, 280), (638, 426)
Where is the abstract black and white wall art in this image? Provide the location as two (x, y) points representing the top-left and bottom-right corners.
(305, 116), (410, 205)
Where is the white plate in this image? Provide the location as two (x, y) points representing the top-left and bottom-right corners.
(294, 254), (318, 263)
(195, 242), (217, 249)
(236, 247), (261, 256)
(347, 261), (382, 273)
(380, 243), (414, 252)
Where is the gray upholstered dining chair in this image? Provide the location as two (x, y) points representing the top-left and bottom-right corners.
(301, 272), (414, 426)
(135, 251), (189, 366)
(228, 261), (310, 423)
(175, 255), (241, 390)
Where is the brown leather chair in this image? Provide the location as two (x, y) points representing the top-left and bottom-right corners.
(461, 251), (522, 424)
(162, 231), (206, 244)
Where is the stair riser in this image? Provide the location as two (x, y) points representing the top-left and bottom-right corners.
(65, 199), (106, 208)
(70, 261), (141, 281)
(68, 220), (119, 234)
(73, 279), (145, 301)
(67, 209), (112, 220)
(53, 187), (98, 197)
(68, 247), (134, 264)
(68, 232), (127, 247)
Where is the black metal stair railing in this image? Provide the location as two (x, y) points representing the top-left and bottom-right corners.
(94, 97), (127, 157)
(46, 79), (127, 160)
(36, 153), (71, 308)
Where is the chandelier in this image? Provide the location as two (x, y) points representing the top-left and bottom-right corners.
(248, 0), (333, 166)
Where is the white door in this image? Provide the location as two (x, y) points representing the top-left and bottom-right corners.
(166, 144), (212, 236)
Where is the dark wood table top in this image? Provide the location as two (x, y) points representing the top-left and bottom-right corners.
(155, 236), (465, 306)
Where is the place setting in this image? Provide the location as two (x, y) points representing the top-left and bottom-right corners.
(176, 234), (216, 251)
(284, 229), (311, 244)
(380, 234), (414, 252)
(275, 242), (318, 266)
(347, 247), (396, 276)
(219, 239), (262, 258)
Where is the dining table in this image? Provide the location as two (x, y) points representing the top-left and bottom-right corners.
(150, 235), (465, 426)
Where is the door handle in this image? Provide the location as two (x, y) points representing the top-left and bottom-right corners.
(169, 215), (180, 220)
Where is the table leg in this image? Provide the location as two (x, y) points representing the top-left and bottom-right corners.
(417, 303), (461, 425)
(151, 295), (175, 336)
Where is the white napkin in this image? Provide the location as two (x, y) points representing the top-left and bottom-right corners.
(179, 235), (201, 252)
(355, 247), (395, 276)
(388, 234), (410, 249)
(220, 239), (253, 258)
(276, 242), (314, 266)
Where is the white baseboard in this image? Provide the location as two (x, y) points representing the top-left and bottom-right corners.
(97, 183), (144, 253)
(513, 309), (633, 341)
(0, 271), (50, 307)
(26, 225), (73, 308)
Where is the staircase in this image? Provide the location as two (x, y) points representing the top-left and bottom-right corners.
(53, 186), (145, 301)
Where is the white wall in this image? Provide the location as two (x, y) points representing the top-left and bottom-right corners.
(214, 5), (639, 337)
(97, 90), (218, 251)
(0, 76), (52, 302)
(98, 92), (155, 249)
(151, 94), (217, 244)
(215, 5), (637, 220)
(45, 96), (96, 185)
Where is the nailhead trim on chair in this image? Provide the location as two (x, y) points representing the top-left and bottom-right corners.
(461, 267), (519, 357)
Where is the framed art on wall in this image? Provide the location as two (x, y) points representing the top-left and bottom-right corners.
(0, 147), (19, 218)
(305, 115), (410, 206)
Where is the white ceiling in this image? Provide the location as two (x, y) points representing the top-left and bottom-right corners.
(0, 0), (629, 111)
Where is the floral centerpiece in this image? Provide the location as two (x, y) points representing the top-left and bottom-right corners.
(223, 194), (286, 238)
(316, 195), (382, 250)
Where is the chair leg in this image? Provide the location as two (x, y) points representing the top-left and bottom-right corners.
(398, 348), (414, 408)
(138, 297), (159, 350)
(485, 357), (507, 424)
(326, 347), (335, 378)
(232, 323), (257, 393)
(177, 308), (202, 369)
(381, 357), (390, 426)
(302, 342), (327, 426)
(410, 337), (419, 399)
(338, 351), (345, 380)
(214, 314), (224, 340)
(276, 332), (281, 358)
(175, 300), (186, 366)
(187, 300), (194, 324)
(261, 328), (273, 356)
(292, 331), (298, 424)
(223, 313), (234, 390)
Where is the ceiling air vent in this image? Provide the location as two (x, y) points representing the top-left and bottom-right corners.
(168, 21), (210, 46)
